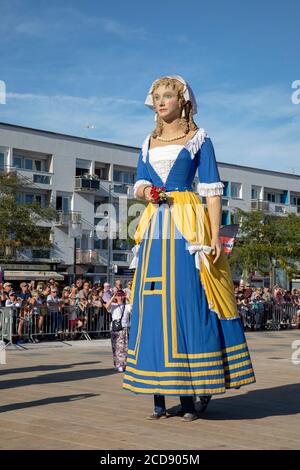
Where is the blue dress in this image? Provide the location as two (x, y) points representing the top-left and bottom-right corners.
(123, 128), (256, 397)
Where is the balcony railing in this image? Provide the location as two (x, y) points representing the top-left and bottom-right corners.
(76, 248), (132, 265)
(55, 211), (82, 226)
(75, 175), (100, 191)
(251, 200), (298, 216)
(76, 249), (108, 265)
(251, 200), (270, 211)
(0, 247), (59, 262)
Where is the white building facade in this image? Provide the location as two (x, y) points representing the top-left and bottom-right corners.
(0, 122), (299, 287)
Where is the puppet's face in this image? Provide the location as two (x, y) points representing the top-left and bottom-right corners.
(152, 83), (182, 121)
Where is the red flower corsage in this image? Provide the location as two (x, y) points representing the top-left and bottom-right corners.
(150, 186), (168, 205)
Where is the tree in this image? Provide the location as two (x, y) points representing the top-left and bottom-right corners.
(0, 172), (57, 260)
(229, 208), (300, 286)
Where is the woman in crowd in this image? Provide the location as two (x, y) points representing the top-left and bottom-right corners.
(104, 289), (131, 372)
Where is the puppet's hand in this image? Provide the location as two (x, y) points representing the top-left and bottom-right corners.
(211, 236), (222, 264)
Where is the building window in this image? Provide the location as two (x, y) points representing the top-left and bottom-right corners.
(13, 156), (22, 169)
(35, 160), (43, 171)
(251, 186), (262, 200)
(12, 155), (46, 171)
(25, 159), (33, 170)
(32, 249), (50, 259)
(264, 191), (287, 203)
(0, 153), (4, 170)
(56, 195), (71, 212)
(114, 169), (135, 184)
(76, 167), (89, 177)
(266, 192), (275, 202)
(25, 194), (34, 204)
(291, 196), (300, 206)
(33, 174), (50, 184)
(221, 211), (229, 225)
(231, 182), (242, 199)
(95, 167), (108, 179)
(94, 237), (108, 250)
(222, 181), (229, 197)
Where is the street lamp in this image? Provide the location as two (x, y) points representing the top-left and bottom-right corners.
(271, 257), (276, 290)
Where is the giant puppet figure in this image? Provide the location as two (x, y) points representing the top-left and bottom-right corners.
(123, 75), (256, 421)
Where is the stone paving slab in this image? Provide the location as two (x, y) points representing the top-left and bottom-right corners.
(0, 331), (299, 450)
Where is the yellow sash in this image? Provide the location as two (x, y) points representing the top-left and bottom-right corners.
(132, 191), (239, 321)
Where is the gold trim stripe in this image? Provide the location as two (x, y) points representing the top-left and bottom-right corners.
(124, 376), (225, 386)
(143, 290), (162, 295)
(125, 366), (224, 377)
(132, 210), (158, 360)
(224, 367), (254, 379)
(123, 383), (226, 395)
(225, 376), (255, 387)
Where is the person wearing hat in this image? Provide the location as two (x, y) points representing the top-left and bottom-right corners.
(123, 75), (256, 422)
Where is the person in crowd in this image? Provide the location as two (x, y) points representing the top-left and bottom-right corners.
(75, 278), (84, 291)
(18, 282), (32, 302)
(0, 290), (8, 307)
(90, 289), (103, 334)
(250, 292), (265, 330)
(262, 287), (272, 303)
(238, 298), (251, 329)
(124, 280), (132, 304)
(104, 289), (131, 372)
(113, 279), (123, 295)
(29, 290), (44, 338)
(46, 287), (62, 336)
(79, 281), (92, 330)
(5, 291), (22, 338)
(101, 282), (113, 304)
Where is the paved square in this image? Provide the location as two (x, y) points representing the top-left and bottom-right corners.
(0, 331), (299, 450)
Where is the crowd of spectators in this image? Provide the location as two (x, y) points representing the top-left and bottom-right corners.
(234, 282), (300, 330)
(0, 278), (132, 343)
(1, 277), (300, 342)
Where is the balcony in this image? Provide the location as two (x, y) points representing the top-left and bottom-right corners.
(76, 249), (132, 266)
(55, 211), (82, 226)
(76, 249), (107, 265)
(251, 200), (298, 216)
(0, 247), (61, 263)
(75, 175), (100, 192)
(251, 200), (270, 211)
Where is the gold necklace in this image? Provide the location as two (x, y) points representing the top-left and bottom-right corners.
(157, 132), (187, 142)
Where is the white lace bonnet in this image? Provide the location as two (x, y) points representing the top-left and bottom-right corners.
(144, 75), (198, 117)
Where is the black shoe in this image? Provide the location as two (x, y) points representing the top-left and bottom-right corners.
(166, 407), (184, 417)
(198, 395), (212, 413)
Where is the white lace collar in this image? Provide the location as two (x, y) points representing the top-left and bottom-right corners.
(141, 127), (208, 163)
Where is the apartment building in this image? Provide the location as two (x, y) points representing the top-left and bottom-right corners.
(0, 122), (299, 287)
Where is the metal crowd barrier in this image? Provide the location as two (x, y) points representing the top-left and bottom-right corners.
(5, 304), (111, 344)
(1, 301), (299, 345)
(0, 307), (13, 344)
(238, 302), (300, 331)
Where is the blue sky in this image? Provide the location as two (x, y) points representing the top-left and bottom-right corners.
(1, 0), (300, 174)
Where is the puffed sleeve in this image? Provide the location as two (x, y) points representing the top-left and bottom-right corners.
(133, 148), (153, 200)
(196, 137), (224, 197)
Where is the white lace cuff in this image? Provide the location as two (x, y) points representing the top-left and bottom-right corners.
(197, 181), (224, 197)
(133, 179), (152, 199)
